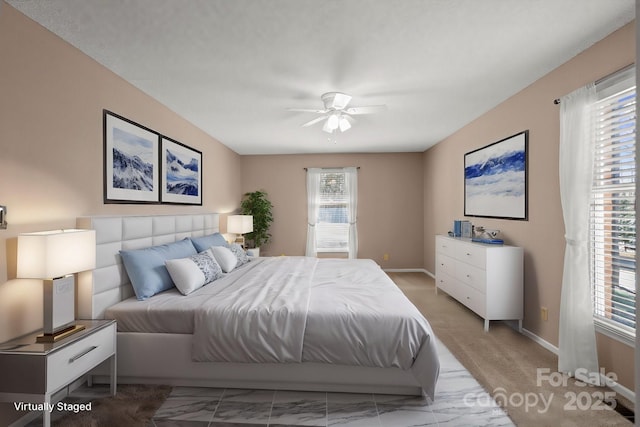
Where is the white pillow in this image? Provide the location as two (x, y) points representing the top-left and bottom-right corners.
(165, 250), (222, 295)
(228, 243), (250, 266)
(211, 246), (238, 273)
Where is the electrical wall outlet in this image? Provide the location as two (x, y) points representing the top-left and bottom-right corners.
(541, 307), (548, 321)
(383, 253), (389, 261)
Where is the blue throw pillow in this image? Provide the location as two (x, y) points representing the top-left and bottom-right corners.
(120, 238), (197, 300)
(190, 232), (228, 252)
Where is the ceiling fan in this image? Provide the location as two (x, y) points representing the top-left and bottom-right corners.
(288, 92), (387, 134)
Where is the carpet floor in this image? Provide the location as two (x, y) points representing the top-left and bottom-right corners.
(389, 271), (633, 427)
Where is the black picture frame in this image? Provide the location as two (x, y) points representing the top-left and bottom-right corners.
(464, 130), (529, 220)
(103, 110), (160, 204)
(160, 136), (203, 205)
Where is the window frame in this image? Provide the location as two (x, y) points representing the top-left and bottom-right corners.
(315, 170), (351, 254)
(590, 65), (636, 347)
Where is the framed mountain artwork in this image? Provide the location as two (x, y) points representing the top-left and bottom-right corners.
(103, 110), (160, 204)
(160, 137), (202, 205)
(464, 130), (528, 220)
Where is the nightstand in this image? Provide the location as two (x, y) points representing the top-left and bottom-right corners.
(0, 319), (116, 427)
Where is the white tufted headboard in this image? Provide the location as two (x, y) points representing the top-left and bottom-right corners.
(76, 213), (219, 319)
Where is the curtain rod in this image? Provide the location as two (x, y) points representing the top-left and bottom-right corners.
(553, 63), (635, 104)
(303, 167), (360, 170)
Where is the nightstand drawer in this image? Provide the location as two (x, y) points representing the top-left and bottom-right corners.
(46, 323), (115, 393)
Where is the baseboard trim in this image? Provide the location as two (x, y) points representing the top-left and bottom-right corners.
(521, 328), (559, 354)
(383, 268), (435, 279)
(607, 380), (636, 408)
(383, 268), (427, 273)
(521, 328), (635, 408)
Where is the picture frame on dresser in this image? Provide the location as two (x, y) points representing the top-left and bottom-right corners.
(160, 136), (202, 205)
(103, 110), (160, 204)
(464, 130), (528, 220)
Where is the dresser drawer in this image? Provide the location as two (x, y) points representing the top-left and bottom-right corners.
(459, 283), (487, 318)
(456, 242), (486, 269)
(455, 261), (486, 293)
(46, 323), (115, 393)
(435, 270), (457, 296)
(435, 253), (455, 277)
(435, 235), (456, 257)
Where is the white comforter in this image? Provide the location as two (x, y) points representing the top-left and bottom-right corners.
(192, 256), (316, 363)
(190, 256), (439, 397)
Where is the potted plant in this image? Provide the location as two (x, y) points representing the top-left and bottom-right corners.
(240, 190), (273, 256)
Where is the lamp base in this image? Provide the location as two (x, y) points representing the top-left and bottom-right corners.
(36, 324), (86, 343)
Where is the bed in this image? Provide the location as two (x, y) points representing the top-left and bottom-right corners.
(77, 213), (440, 398)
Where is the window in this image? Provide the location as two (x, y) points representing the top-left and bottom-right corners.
(590, 66), (636, 344)
(306, 167), (358, 258)
(317, 172), (349, 252)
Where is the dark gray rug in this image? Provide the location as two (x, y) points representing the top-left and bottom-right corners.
(53, 384), (171, 427)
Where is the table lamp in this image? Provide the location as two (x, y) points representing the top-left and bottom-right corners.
(17, 229), (96, 342)
(227, 215), (253, 248)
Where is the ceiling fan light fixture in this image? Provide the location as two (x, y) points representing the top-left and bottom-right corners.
(339, 116), (351, 132)
(291, 92), (386, 135)
(322, 119), (334, 133)
(327, 114), (340, 130)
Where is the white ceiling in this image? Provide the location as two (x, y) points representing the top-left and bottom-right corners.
(7, 0), (635, 155)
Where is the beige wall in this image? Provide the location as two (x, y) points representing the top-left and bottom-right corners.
(241, 153), (424, 268)
(0, 3), (241, 339)
(423, 22), (636, 390)
(0, 5), (241, 423)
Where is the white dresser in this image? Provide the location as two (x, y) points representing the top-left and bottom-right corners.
(435, 235), (523, 331)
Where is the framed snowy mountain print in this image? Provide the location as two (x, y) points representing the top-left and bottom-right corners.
(161, 137), (202, 205)
(464, 130), (528, 220)
(103, 110), (160, 204)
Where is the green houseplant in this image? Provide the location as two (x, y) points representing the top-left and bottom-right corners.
(240, 190), (274, 251)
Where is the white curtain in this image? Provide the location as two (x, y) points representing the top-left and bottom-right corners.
(345, 167), (358, 259)
(305, 168), (321, 257)
(558, 83), (600, 385)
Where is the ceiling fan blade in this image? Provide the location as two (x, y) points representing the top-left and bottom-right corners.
(332, 93), (352, 109)
(302, 115), (328, 127)
(288, 108), (328, 114)
(345, 105), (387, 115)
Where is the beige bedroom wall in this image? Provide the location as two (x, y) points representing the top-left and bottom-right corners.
(423, 22), (635, 390)
(0, 2), (241, 341)
(241, 153), (424, 268)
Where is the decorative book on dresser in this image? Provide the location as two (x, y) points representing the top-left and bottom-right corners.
(435, 235), (523, 332)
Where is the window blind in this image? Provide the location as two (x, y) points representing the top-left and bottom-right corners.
(590, 70), (636, 339)
(317, 172), (349, 251)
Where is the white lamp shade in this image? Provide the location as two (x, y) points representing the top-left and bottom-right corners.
(227, 215), (253, 234)
(17, 229), (96, 279)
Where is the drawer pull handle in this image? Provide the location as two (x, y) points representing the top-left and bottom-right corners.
(466, 253), (471, 256)
(69, 346), (98, 363)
